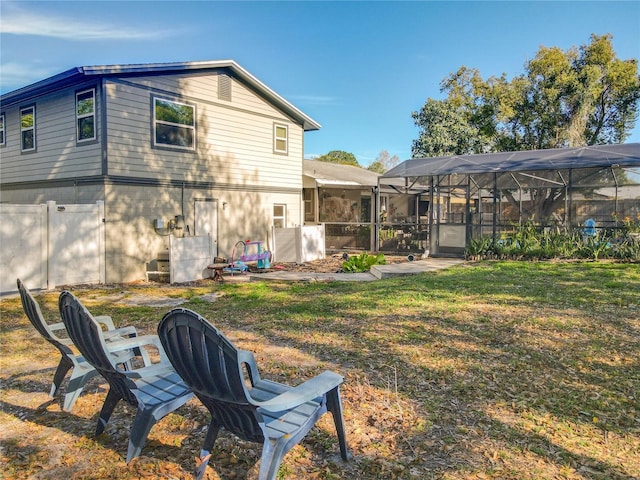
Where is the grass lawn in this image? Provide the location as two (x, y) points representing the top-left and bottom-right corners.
(1, 260), (639, 479)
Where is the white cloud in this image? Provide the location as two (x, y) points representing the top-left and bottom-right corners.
(0, 62), (57, 91)
(0, 3), (175, 40)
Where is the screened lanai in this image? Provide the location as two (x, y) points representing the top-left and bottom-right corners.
(377, 143), (640, 257)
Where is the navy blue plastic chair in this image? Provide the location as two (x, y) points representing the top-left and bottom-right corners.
(58, 291), (193, 462)
(158, 308), (349, 480)
(17, 278), (139, 411)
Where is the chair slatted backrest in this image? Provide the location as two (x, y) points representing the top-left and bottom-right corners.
(17, 278), (73, 356)
(158, 308), (264, 442)
(58, 291), (138, 406)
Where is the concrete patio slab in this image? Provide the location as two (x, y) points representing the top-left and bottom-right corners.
(248, 258), (465, 282)
(370, 258), (465, 279)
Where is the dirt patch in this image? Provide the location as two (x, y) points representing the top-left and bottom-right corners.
(119, 294), (186, 307)
(252, 252), (411, 274)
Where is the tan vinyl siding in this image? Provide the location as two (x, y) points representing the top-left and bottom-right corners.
(106, 73), (303, 189)
(0, 87), (102, 183)
(103, 183), (302, 282)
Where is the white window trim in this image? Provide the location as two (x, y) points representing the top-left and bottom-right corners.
(76, 88), (96, 142)
(20, 106), (36, 152)
(274, 123), (288, 154)
(153, 97), (196, 151)
(0, 113), (5, 146)
(273, 203), (287, 228)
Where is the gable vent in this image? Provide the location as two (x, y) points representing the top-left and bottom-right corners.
(218, 74), (232, 101)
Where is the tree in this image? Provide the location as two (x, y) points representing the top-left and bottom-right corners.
(412, 34), (640, 158)
(315, 150), (360, 167)
(368, 150), (400, 173)
(411, 34), (640, 222)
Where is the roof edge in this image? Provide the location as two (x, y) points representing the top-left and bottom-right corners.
(381, 143), (640, 178)
(1, 60), (321, 131)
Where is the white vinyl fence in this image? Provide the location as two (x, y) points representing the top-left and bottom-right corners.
(0, 201), (105, 294)
(271, 225), (325, 263)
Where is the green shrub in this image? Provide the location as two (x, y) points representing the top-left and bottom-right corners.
(466, 237), (494, 258)
(342, 252), (386, 272)
(466, 223), (638, 261)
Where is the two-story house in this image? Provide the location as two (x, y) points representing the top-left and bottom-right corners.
(0, 61), (320, 282)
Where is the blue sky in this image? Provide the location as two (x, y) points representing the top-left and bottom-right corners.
(1, 1), (639, 166)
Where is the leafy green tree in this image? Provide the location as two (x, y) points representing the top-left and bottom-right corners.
(412, 34), (640, 157)
(368, 149), (400, 173)
(316, 150), (360, 167)
(411, 94), (490, 156)
(411, 34), (640, 223)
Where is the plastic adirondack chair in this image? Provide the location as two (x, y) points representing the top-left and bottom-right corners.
(17, 278), (143, 412)
(157, 308), (350, 480)
(58, 291), (194, 463)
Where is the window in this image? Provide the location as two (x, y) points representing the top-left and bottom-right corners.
(0, 114), (5, 146)
(274, 124), (288, 154)
(153, 97), (195, 150)
(273, 204), (286, 228)
(21, 106), (35, 152)
(76, 89), (96, 142)
(304, 188), (315, 222)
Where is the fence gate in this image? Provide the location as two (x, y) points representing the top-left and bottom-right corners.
(48, 201), (105, 288)
(0, 201), (105, 294)
(0, 204), (48, 292)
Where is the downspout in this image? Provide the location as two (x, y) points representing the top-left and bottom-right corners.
(181, 182), (185, 223)
(100, 78), (108, 177)
(100, 78), (109, 283)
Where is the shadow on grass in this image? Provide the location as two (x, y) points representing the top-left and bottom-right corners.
(2, 261), (638, 478)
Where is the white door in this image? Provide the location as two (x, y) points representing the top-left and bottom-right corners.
(194, 200), (218, 257)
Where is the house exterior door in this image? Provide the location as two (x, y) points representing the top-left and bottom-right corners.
(194, 199), (218, 258)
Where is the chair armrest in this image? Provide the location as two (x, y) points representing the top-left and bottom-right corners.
(237, 349), (262, 384)
(95, 315), (115, 330)
(103, 334), (158, 351)
(253, 371), (343, 412)
(47, 322), (74, 346)
(120, 362), (175, 379)
(103, 325), (137, 340)
(104, 334), (166, 365)
(49, 321), (66, 332)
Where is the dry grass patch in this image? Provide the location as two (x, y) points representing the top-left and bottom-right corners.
(1, 260), (639, 479)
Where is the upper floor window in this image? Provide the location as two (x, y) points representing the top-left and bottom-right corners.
(274, 124), (288, 154)
(0, 114), (5, 146)
(76, 89), (96, 142)
(21, 106), (35, 152)
(153, 97), (195, 150)
(273, 204), (286, 228)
